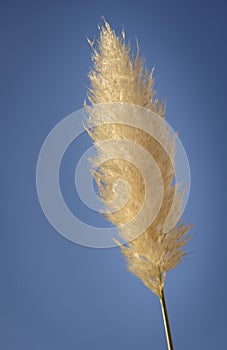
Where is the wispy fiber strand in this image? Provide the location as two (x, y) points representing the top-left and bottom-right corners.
(85, 20), (192, 349)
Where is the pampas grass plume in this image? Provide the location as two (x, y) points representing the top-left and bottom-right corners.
(85, 19), (192, 350)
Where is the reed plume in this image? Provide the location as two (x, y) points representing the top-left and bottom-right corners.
(85, 19), (192, 350)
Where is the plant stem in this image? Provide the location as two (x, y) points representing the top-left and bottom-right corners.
(160, 289), (174, 350)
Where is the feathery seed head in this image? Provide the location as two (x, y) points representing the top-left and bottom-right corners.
(86, 20), (191, 297)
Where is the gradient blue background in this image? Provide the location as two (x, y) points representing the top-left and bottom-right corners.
(1, 1), (226, 349)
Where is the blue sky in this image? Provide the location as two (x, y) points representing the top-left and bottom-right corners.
(1, 0), (227, 349)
